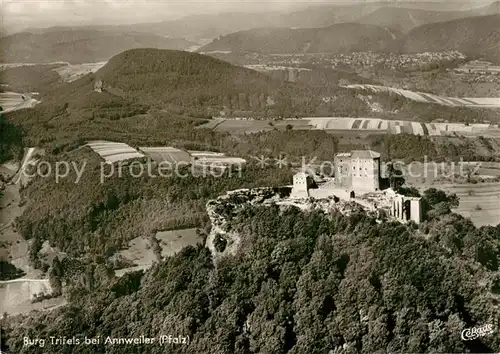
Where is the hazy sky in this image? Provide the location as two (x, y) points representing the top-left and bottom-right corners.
(1, 0), (302, 30)
(0, 0), (490, 32)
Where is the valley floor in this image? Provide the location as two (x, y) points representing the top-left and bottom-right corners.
(0, 154), (66, 316)
(0, 92), (39, 113)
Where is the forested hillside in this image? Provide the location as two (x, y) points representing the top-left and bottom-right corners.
(0, 112), (24, 163)
(4, 199), (500, 353)
(4, 49), (496, 138)
(358, 8), (468, 33)
(1, 49), (498, 167)
(0, 29), (194, 64)
(398, 14), (500, 63)
(15, 147), (293, 264)
(197, 11), (500, 64)
(11, 127), (500, 271)
(38, 49), (494, 122)
(26, 48), (372, 119)
(358, 2), (500, 33)
(96, 49), (284, 109)
(198, 24), (397, 54)
(0, 64), (63, 94)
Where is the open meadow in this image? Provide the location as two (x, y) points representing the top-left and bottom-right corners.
(402, 162), (500, 226)
(437, 183), (500, 227)
(114, 228), (202, 277)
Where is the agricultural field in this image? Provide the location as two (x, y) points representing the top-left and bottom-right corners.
(345, 84), (500, 108)
(189, 150), (247, 169)
(198, 117), (500, 138)
(194, 156), (247, 165)
(188, 151), (226, 157)
(197, 118), (312, 134)
(306, 117), (500, 137)
(0, 61), (106, 84)
(139, 146), (192, 164)
(138, 147), (247, 168)
(87, 141), (145, 164)
(0, 62), (67, 71)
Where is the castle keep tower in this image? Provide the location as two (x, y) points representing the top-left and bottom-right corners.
(291, 172), (314, 198)
(351, 150), (380, 192)
(334, 150), (380, 192)
(94, 79), (103, 93)
(334, 153), (352, 189)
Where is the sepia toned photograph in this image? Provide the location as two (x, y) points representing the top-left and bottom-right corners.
(0, 0), (499, 352)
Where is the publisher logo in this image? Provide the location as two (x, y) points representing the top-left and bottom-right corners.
(461, 324), (494, 341)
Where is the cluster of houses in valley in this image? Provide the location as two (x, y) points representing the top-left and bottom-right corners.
(327, 51), (465, 71)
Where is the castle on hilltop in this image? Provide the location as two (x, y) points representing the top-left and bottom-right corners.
(94, 79), (103, 93)
(291, 149), (423, 224)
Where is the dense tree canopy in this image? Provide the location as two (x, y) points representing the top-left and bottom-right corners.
(0, 112), (24, 163)
(3, 203), (500, 353)
(16, 148), (294, 264)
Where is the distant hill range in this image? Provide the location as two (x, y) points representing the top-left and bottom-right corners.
(0, 29), (195, 64)
(359, 8), (471, 33)
(12, 2), (499, 43)
(398, 14), (500, 61)
(109, 12), (285, 43)
(198, 11), (500, 61)
(359, 1), (500, 33)
(3, 3), (499, 64)
(198, 24), (398, 54)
